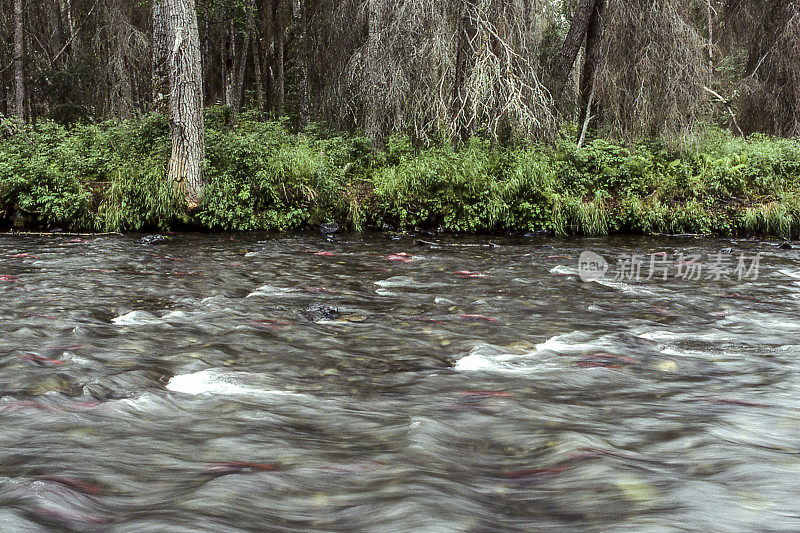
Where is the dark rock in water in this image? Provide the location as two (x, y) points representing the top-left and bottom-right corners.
(720, 247), (733, 254)
(140, 235), (168, 245)
(49, 227), (63, 234)
(320, 223), (341, 235)
(779, 242), (793, 250)
(303, 305), (340, 321)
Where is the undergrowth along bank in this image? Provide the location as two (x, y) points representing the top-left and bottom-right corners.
(2, 110), (799, 237)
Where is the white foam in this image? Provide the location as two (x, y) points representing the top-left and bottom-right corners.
(166, 369), (302, 397)
(374, 276), (449, 289)
(246, 285), (298, 298)
(111, 311), (159, 325)
(549, 265), (576, 276)
(454, 348), (524, 372)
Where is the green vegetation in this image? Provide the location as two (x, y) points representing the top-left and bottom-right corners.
(2, 111), (799, 237)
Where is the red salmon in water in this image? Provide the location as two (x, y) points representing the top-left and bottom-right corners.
(20, 355), (64, 367)
(386, 253), (413, 262)
(453, 270), (487, 278)
(458, 314), (498, 322)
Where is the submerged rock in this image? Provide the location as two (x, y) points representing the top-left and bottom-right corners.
(779, 242), (793, 250)
(319, 223), (341, 235)
(303, 305), (340, 321)
(140, 235), (168, 245)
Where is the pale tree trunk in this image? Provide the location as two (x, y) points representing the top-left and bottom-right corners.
(293, 0), (309, 126)
(365, 0), (389, 147)
(152, 0), (169, 114)
(13, 0), (26, 123)
(224, 19), (236, 109)
(549, 0), (601, 98)
(58, 0), (76, 61)
(164, 0), (205, 209)
(453, 0), (478, 144)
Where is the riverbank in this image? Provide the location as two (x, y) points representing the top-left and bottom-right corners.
(2, 112), (799, 237)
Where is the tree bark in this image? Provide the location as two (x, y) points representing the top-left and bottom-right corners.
(577, 0), (605, 131)
(233, 30), (251, 117)
(453, 0), (478, 145)
(164, 0), (205, 209)
(223, 19), (236, 109)
(273, 2), (285, 117)
(293, 0), (309, 127)
(365, 0), (390, 147)
(249, 0), (266, 116)
(13, 0), (26, 123)
(152, 0), (169, 114)
(549, 0), (601, 98)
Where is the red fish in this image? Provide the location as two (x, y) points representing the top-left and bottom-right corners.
(315, 251), (337, 257)
(21, 355), (64, 367)
(0, 275), (19, 281)
(387, 253), (413, 262)
(459, 314), (498, 322)
(453, 270), (487, 278)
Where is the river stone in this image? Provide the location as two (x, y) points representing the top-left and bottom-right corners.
(319, 223), (341, 235)
(140, 235), (169, 245)
(303, 305), (340, 321)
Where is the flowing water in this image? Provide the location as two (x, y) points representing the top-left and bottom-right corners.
(1, 232), (799, 532)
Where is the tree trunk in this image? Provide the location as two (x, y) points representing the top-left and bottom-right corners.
(164, 0), (205, 209)
(13, 0), (26, 123)
(365, 0), (389, 147)
(249, 0), (266, 116)
(273, 2), (285, 117)
(223, 19), (236, 109)
(152, 0), (169, 114)
(293, 0), (309, 127)
(549, 0), (601, 98)
(453, 0), (478, 145)
(577, 0), (605, 131)
(58, 0), (76, 62)
(233, 30), (251, 118)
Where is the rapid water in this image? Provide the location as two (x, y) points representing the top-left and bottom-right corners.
(1, 233), (798, 532)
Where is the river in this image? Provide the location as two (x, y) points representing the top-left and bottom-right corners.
(0, 233), (798, 531)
